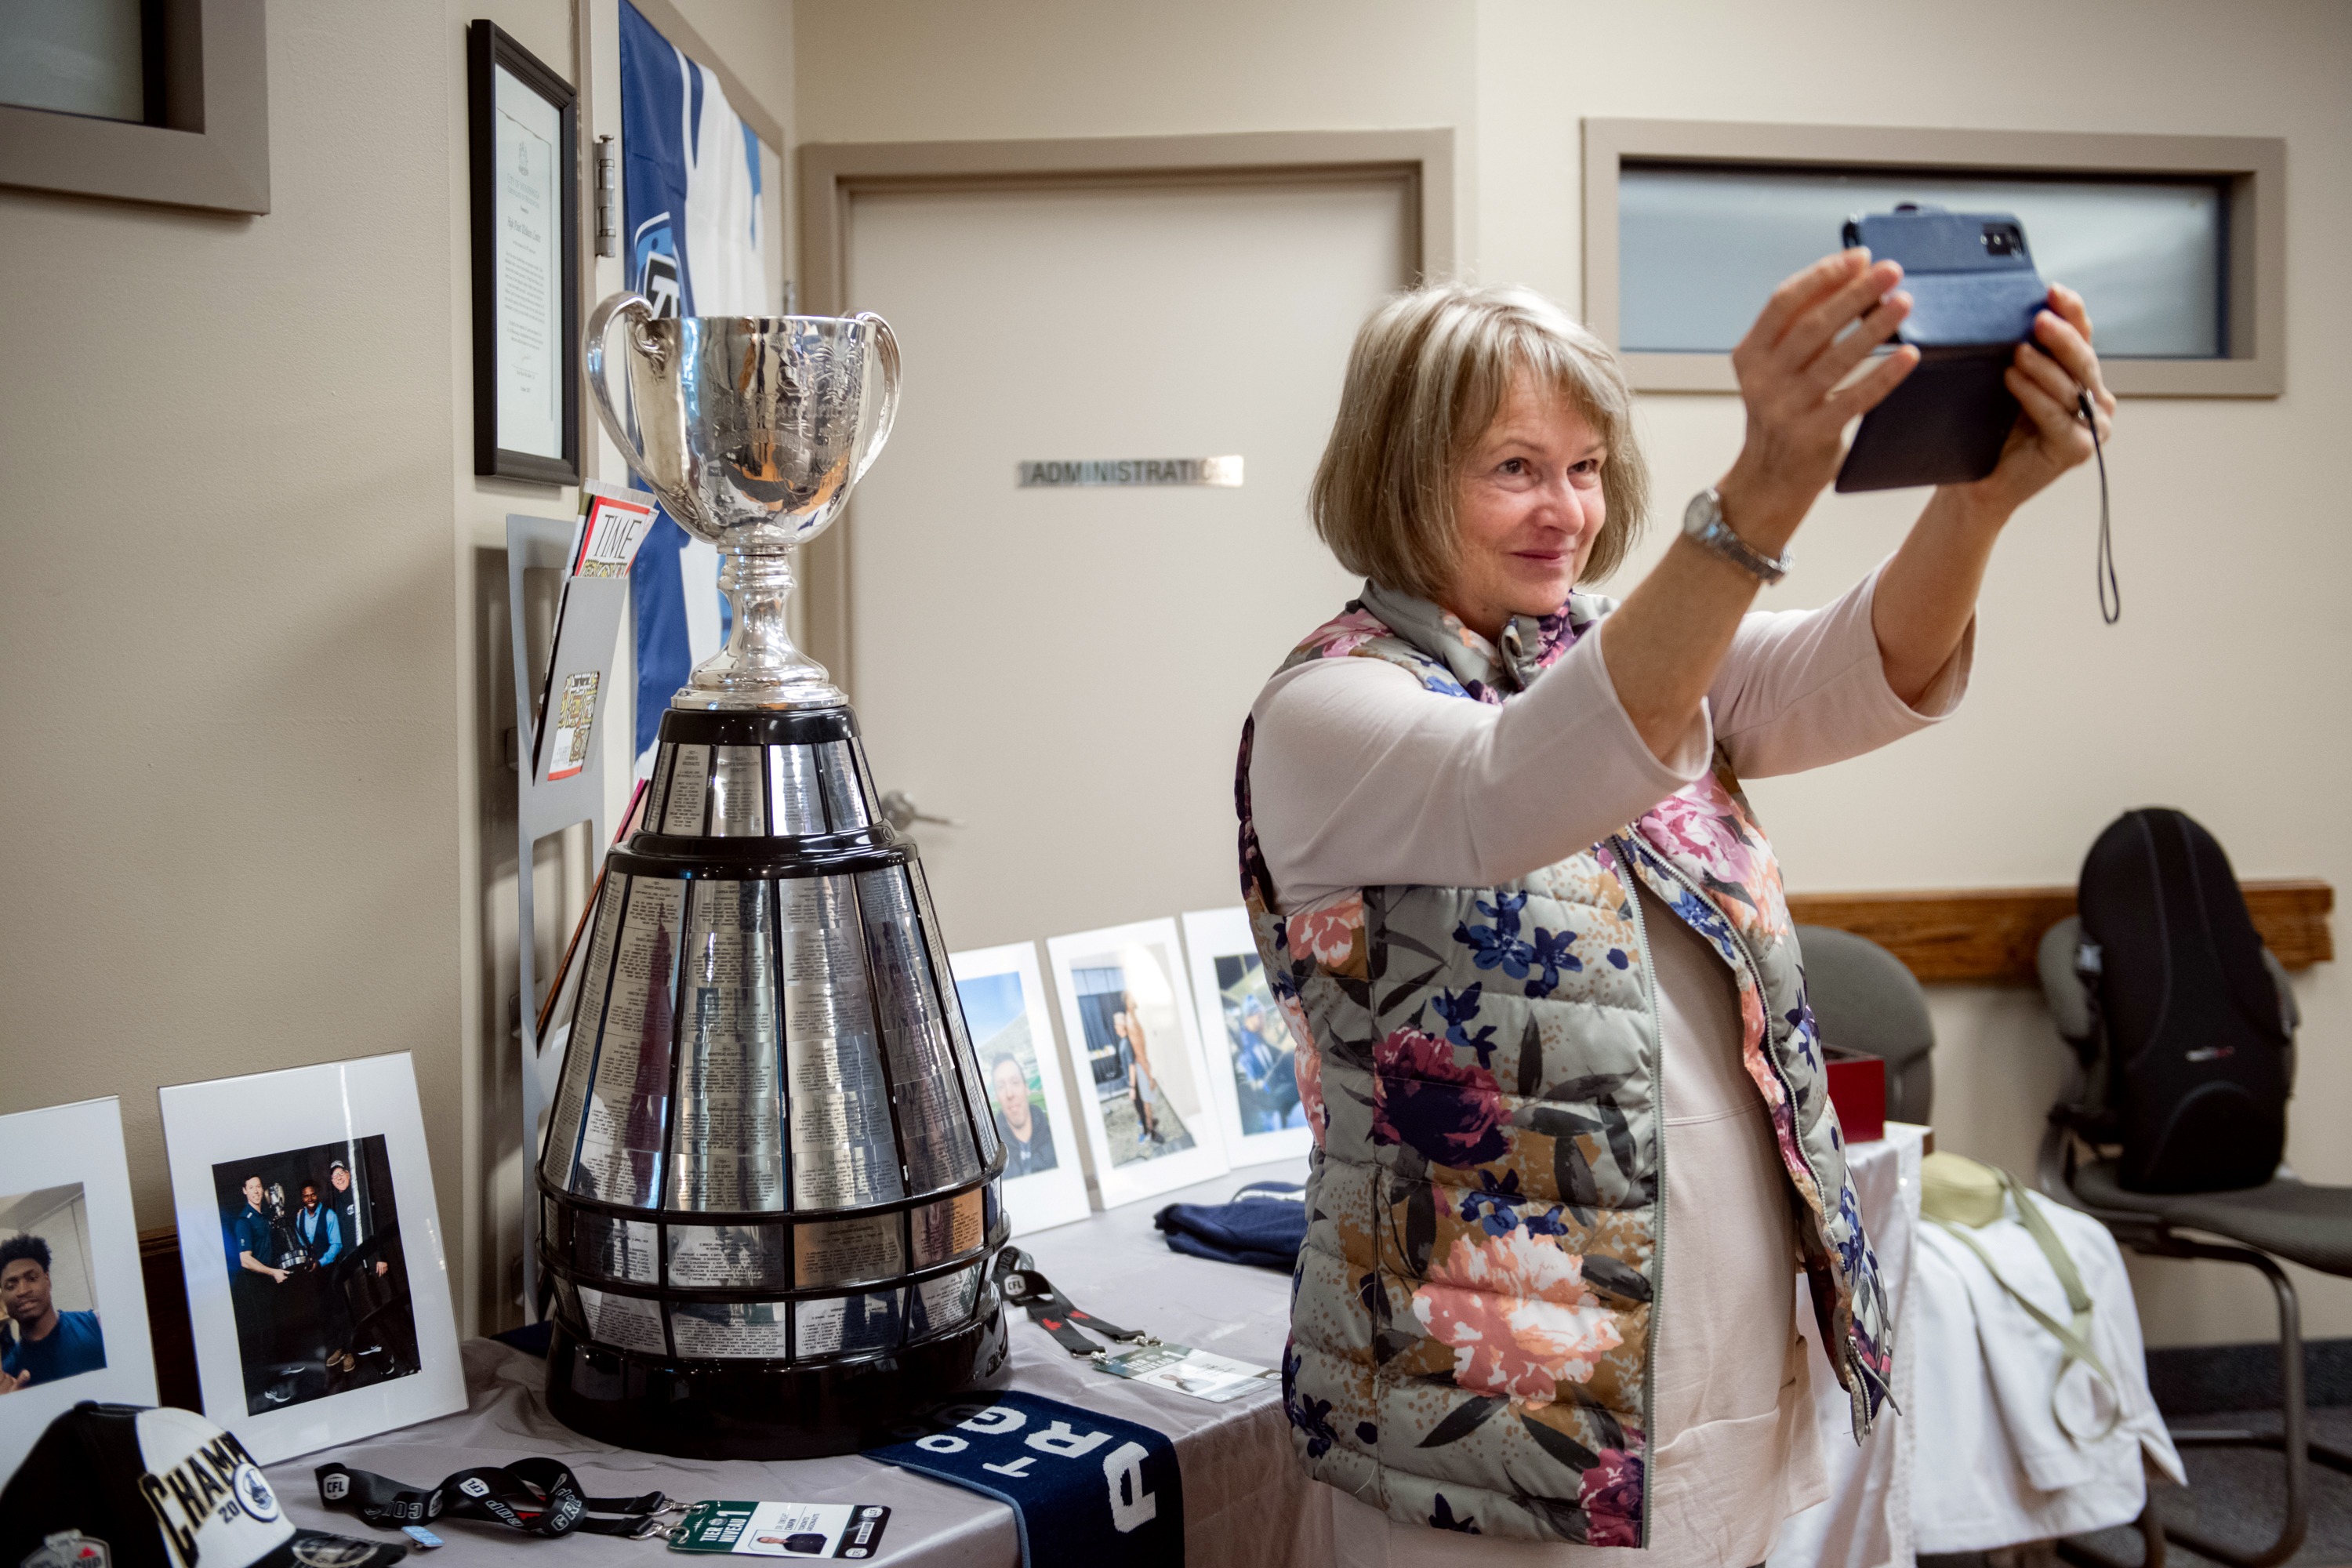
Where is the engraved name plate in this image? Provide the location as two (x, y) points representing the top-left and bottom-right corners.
(671, 1299), (793, 1360)
(668, 1224), (787, 1288)
(909, 1263), (982, 1339)
(768, 744), (826, 836)
(575, 1285), (666, 1355)
(913, 864), (1001, 1163)
(573, 1212), (659, 1283)
(910, 1189), (985, 1269)
(670, 880), (786, 1211)
(794, 1213), (905, 1289)
(706, 746), (768, 837)
(857, 867), (980, 1193)
(812, 743), (870, 830)
(542, 874), (628, 1189)
(643, 746), (677, 837)
(793, 1289), (903, 1359)
(662, 744), (713, 833)
(574, 877), (685, 1207)
(781, 876), (903, 1209)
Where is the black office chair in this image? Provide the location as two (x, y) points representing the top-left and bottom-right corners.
(1795, 924), (1935, 1123)
(2038, 909), (2352, 1568)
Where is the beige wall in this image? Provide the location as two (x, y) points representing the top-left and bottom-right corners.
(0, 2), (466, 1297)
(0, 0), (794, 1344)
(793, 0), (2352, 1348)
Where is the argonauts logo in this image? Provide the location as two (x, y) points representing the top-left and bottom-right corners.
(633, 213), (681, 320)
(232, 1463), (280, 1522)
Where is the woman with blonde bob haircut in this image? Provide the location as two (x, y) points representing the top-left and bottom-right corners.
(1312, 285), (1653, 599)
(1239, 260), (2111, 1564)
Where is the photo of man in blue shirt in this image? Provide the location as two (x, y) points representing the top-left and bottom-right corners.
(229, 1174), (288, 1284)
(293, 1181), (342, 1265)
(0, 1233), (107, 1392)
(212, 1138), (422, 1416)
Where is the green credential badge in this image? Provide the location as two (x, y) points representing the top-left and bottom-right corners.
(669, 1502), (891, 1558)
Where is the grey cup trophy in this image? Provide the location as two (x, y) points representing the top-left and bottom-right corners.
(539, 298), (1009, 1458)
(585, 294), (900, 709)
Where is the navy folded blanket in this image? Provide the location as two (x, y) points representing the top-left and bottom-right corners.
(1152, 1181), (1306, 1271)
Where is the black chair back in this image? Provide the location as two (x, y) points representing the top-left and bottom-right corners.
(1794, 924), (1934, 1124)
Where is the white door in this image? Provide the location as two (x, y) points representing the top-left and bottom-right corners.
(842, 177), (1414, 948)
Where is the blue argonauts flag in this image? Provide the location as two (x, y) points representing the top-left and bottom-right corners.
(866, 1392), (1183, 1568)
(617, 0), (771, 770)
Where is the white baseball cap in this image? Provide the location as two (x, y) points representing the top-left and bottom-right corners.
(0, 1402), (404, 1568)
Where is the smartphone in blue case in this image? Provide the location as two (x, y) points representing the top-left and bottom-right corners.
(1834, 205), (2050, 492)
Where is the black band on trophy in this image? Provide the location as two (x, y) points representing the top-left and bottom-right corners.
(314, 1457), (670, 1538)
(992, 1249), (1159, 1359)
(655, 704), (862, 747)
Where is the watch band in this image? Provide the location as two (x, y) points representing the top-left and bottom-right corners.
(1682, 487), (1791, 585)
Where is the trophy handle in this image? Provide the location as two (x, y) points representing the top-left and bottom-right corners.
(851, 311), (902, 487)
(585, 292), (686, 513)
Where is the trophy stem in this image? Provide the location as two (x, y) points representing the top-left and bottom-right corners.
(678, 547), (845, 710)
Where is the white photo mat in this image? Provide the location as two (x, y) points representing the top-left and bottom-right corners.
(947, 942), (1092, 1236)
(0, 1097), (156, 1483)
(1044, 918), (1229, 1209)
(1181, 907), (1314, 1166)
(160, 1053), (463, 1464)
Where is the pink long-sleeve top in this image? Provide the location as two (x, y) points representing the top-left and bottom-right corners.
(1249, 565), (1969, 1568)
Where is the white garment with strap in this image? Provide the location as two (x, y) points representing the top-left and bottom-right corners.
(1910, 1192), (2186, 1552)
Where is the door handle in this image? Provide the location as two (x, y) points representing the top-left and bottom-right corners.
(878, 789), (965, 830)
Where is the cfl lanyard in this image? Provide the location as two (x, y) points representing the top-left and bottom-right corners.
(315, 1458), (677, 1539)
(991, 1248), (1160, 1359)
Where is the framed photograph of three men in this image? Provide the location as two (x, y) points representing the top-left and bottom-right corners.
(161, 1053), (463, 1464)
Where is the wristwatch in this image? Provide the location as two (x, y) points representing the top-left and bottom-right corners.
(1681, 488), (1791, 585)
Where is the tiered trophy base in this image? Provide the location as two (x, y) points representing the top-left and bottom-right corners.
(543, 1292), (1011, 1459)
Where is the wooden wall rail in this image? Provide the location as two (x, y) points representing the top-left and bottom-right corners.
(1787, 879), (2334, 985)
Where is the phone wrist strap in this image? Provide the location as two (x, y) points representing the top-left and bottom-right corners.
(991, 1248), (1160, 1359)
(314, 1457), (674, 1538)
(2082, 390), (2120, 625)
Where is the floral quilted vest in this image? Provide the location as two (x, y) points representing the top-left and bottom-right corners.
(1237, 582), (1893, 1547)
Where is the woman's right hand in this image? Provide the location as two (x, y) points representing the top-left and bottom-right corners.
(1715, 250), (1918, 549)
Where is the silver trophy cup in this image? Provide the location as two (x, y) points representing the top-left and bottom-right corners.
(586, 296), (900, 710)
(549, 299), (1008, 1460)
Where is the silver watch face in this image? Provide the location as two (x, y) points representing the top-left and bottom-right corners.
(1682, 488), (1721, 537)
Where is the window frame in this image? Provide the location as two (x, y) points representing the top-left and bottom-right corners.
(0, 0), (268, 215)
(1582, 118), (2284, 397)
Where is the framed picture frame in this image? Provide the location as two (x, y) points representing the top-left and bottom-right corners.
(1044, 918), (1228, 1209)
(160, 1053), (463, 1464)
(948, 941), (1092, 1236)
(1181, 907), (1313, 1167)
(468, 19), (580, 484)
(0, 1097), (155, 1483)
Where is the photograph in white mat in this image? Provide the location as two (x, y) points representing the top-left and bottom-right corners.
(1211, 952), (1304, 1137)
(1065, 946), (1198, 1167)
(209, 1135), (417, 1416)
(0, 1185), (107, 1395)
(957, 969), (1062, 1181)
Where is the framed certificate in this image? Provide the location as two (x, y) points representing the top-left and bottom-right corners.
(468, 20), (580, 485)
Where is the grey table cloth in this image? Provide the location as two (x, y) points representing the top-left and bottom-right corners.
(270, 1138), (1916, 1565)
(269, 1160), (1327, 1566)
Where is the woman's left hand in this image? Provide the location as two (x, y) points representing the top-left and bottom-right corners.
(1955, 283), (2117, 513)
